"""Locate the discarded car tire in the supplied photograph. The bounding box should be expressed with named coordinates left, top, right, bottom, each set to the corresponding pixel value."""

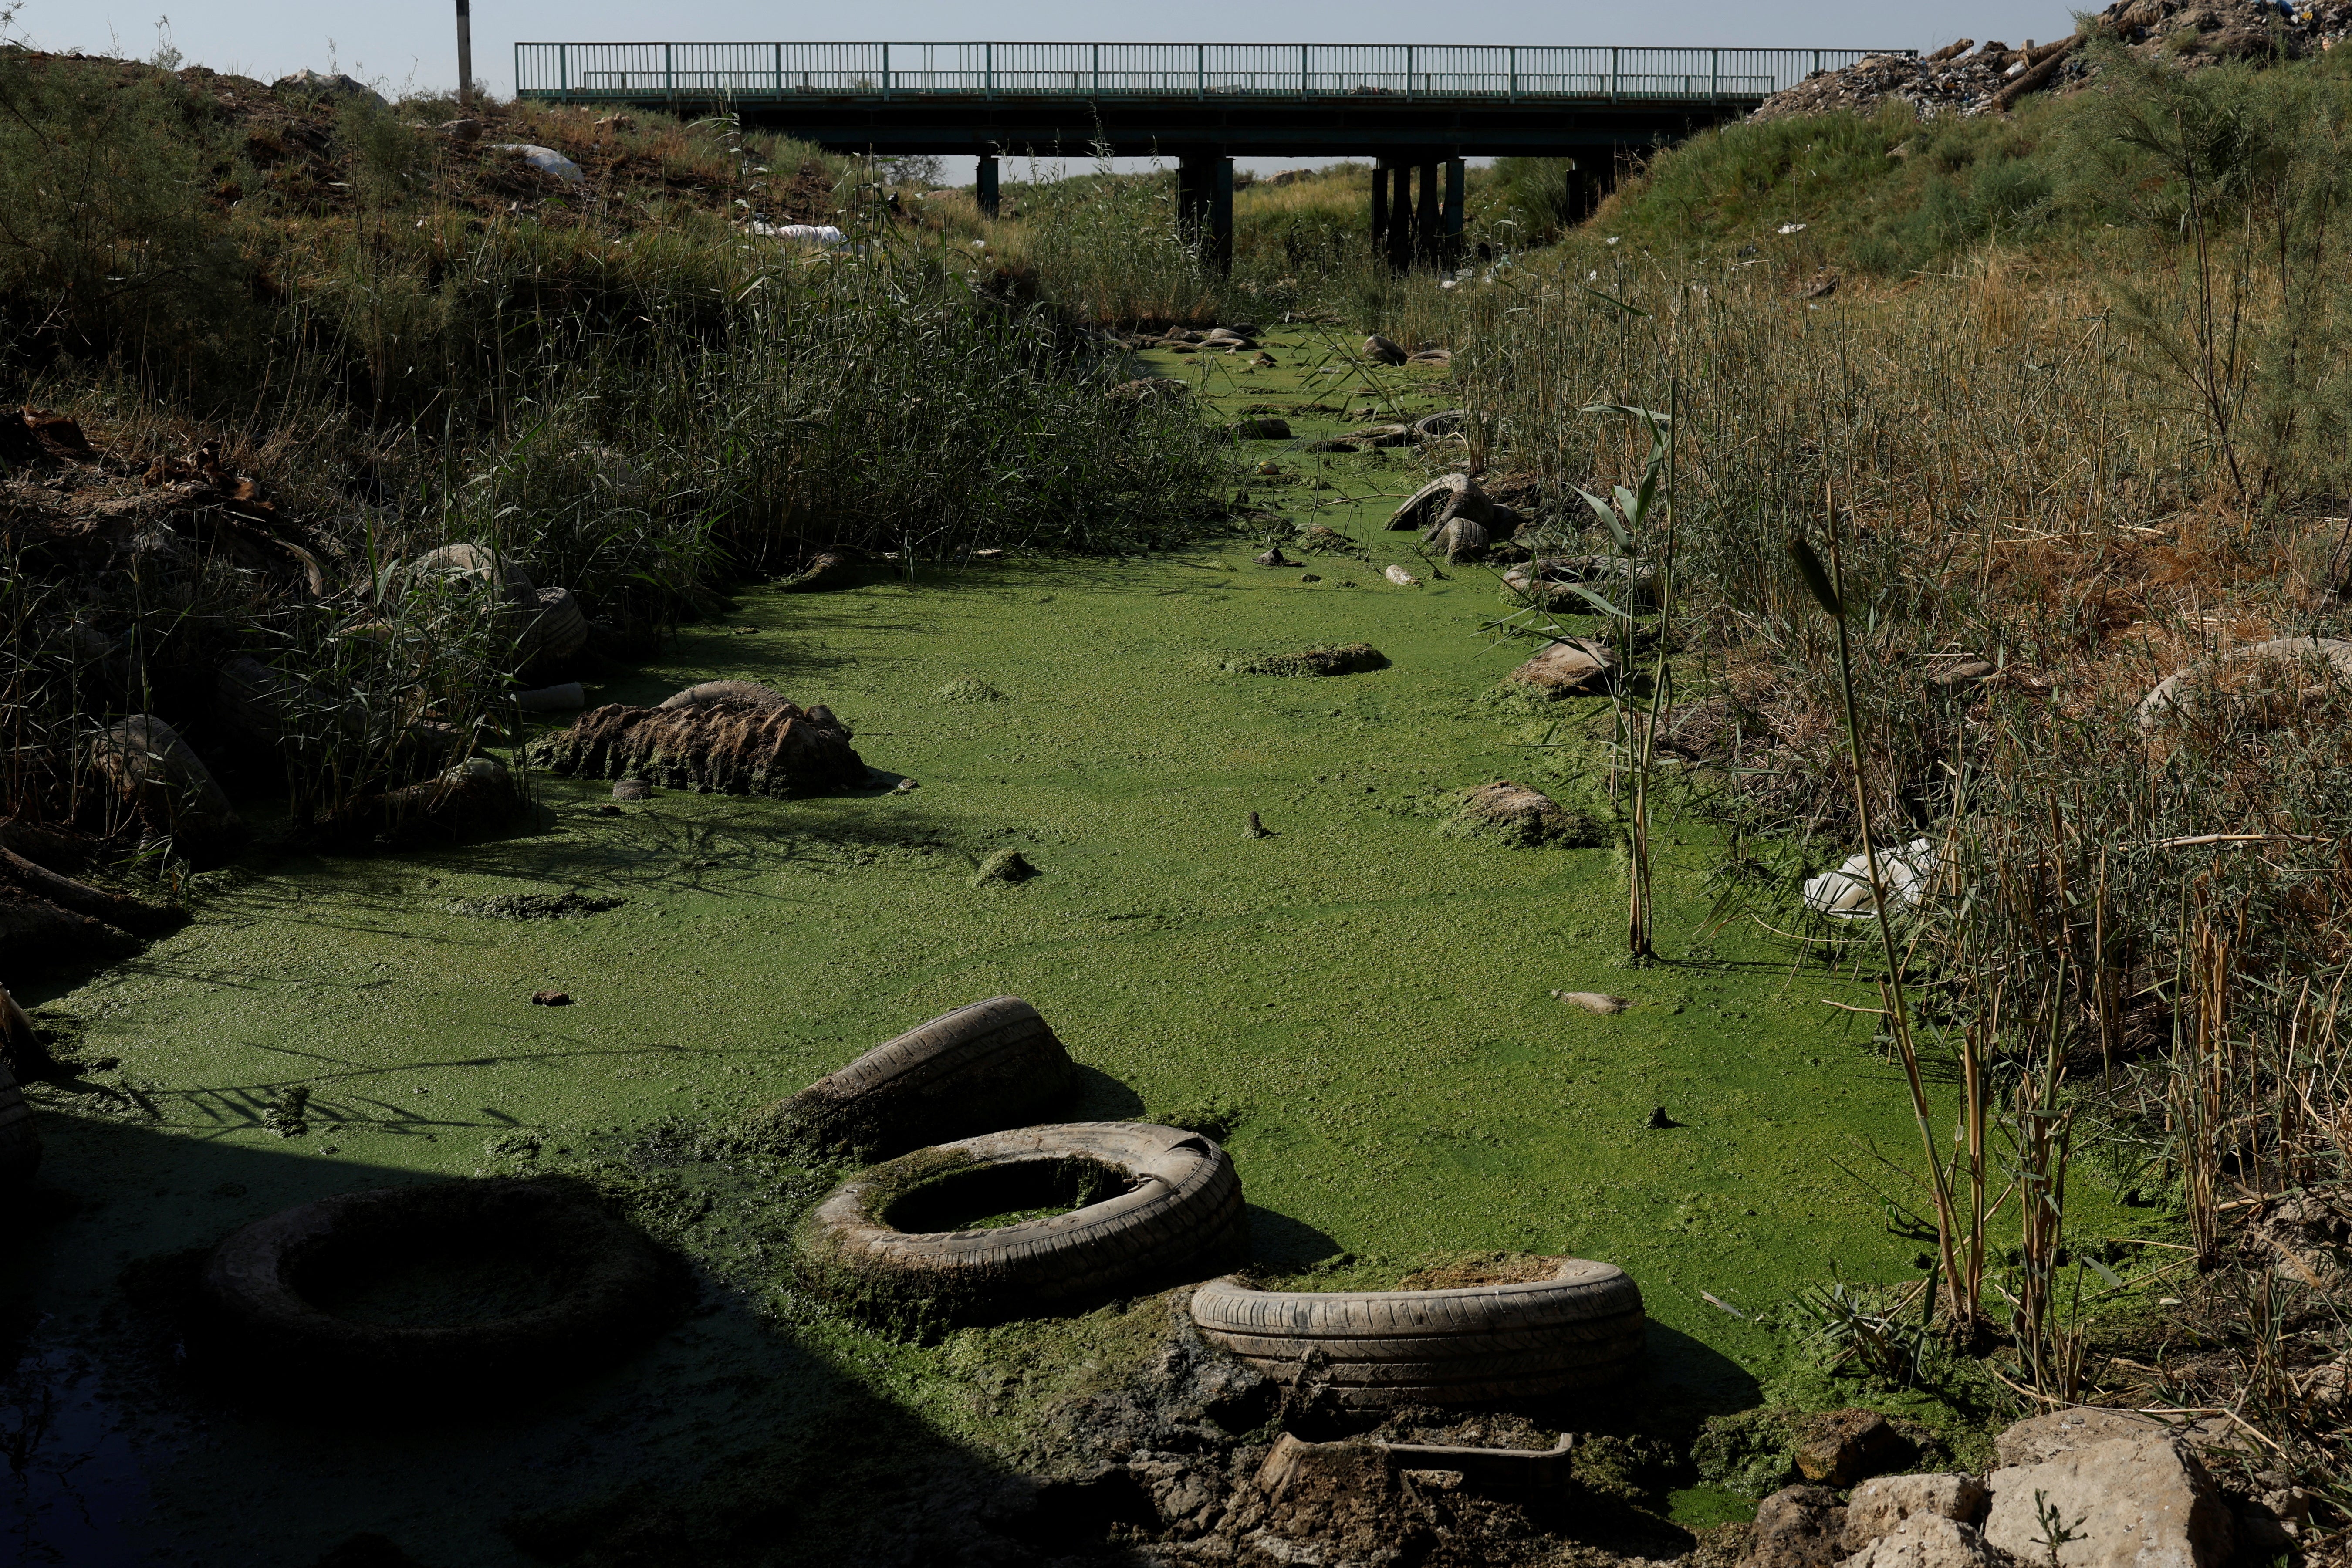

left=0, top=1058, right=40, bottom=1186
left=769, top=995, right=1073, bottom=1159
left=520, top=586, right=588, bottom=666
left=1189, top=1258, right=1645, bottom=1407
left=197, top=1178, right=672, bottom=1387
left=800, top=1122, right=1244, bottom=1324
left=658, top=679, right=788, bottom=711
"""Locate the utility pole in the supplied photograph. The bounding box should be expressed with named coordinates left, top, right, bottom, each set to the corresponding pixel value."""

left=455, top=0, right=473, bottom=107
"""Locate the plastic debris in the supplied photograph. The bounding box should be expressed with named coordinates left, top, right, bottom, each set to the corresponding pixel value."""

left=1802, top=838, right=1939, bottom=918
left=493, top=144, right=585, bottom=186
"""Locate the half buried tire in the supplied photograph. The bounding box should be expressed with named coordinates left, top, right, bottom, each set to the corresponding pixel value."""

left=196, top=1178, right=674, bottom=1389
left=799, top=1122, right=1244, bottom=1328
left=1188, top=1258, right=1645, bottom=1407
left=765, top=995, right=1073, bottom=1159
left=0, top=1057, right=39, bottom=1186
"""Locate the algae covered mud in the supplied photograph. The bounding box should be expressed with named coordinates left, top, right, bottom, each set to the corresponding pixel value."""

left=8, top=332, right=2119, bottom=1564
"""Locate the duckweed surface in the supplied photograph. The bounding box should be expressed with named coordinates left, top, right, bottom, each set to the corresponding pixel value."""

left=3, top=330, right=2128, bottom=1564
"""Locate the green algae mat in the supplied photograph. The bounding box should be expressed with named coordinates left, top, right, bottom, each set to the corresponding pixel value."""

left=3, top=335, right=2125, bottom=1564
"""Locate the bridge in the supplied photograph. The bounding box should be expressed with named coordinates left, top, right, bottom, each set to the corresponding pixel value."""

left=514, top=41, right=1903, bottom=267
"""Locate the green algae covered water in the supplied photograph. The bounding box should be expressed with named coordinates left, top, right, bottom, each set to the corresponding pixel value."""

left=3, top=338, right=2126, bottom=1564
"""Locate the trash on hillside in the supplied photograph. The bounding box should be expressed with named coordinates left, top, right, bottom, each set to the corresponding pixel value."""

left=494, top=144, right=585, bottom=186
left=1803, top=839, right=1939, bottom=918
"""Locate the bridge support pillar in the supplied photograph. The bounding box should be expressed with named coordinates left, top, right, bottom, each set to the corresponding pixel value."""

left=1442, top=159, right=1465, bottom=265
left=1382, top=163, right=1413, bottom=273
left=976, top=154, right=1000, bottom=219
left=1413, top=160, right=1440, bottom=265
left=1177, top=154, right=1233, bottom=273
left=1564, top=161, right=1592, bottom=227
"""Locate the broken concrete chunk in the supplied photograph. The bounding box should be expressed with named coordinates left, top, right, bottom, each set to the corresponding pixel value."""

left=1841, top=1514, right=1995, bottom=1568
left=1844, top=1473, right=1990, bottom=1549
left=1749, top=1485, right=1848, bottom=1568
left=1984, top=1435, right=2234, bottom=1568
left=1507, top=638, right=1613, bottom=694
left=1795, top=1409, right=1915, bottom=1487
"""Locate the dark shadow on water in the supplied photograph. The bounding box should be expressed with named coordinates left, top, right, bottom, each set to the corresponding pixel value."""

left=0, top=1109, right=1090, bottom=1568
left=1058, top=1064, right=1147, bottom=1123
left=1244, top=1203, right=1343, bottom=1268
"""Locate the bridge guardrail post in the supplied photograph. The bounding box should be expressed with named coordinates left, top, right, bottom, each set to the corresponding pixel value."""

left=1093, top=43, right=1100, bottom=95
left=987, top=43, right=994, bottom=98
left=1508, top=46, right=1517, bottom=101
left=558, top=44, right=568, bottom=93
left=1711, top=48, right=1719, bottom=98
left=1610, top=46, right=1619, bottom=100
left=1196, top=44, right=1204, bottom=98
left=1406, top=44, right=1414, bottom=99
left=883, top=43, right=891, bottom=97
left=1301, top=44, right=1308, bottom=97
left=663, top=43, right=673, bottom=100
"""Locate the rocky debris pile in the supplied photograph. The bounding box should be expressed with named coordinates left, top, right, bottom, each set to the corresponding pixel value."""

left=527, top=692, right=865, bottom=799
left=1757, top=3, right=2352, bottom=122
left=2102, top=0, right=2352, bottom=58
left=1740, top=1406, right=2307, bottom=1568
left=1751, top=37, right=2082, bottom=121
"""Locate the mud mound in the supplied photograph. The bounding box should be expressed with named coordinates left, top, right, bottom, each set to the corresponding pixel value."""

left=449, top=891, right=625, bottom=920
left=1223, top=644, right=1389, bottom=678
left=526, top=698, right=866, bottom=799
left=1445, top=782, right=1607, bottom=849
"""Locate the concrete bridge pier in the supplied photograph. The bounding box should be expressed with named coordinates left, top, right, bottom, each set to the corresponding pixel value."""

left=977, top=153, right=1000, bottom=219
left=1372, top=158, right=1466, bottom=272
left=1176, top=154, right=1235, bottom=272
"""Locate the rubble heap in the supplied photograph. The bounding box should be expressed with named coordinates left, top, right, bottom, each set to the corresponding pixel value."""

left=1752, top=2, right=2352, bottom=122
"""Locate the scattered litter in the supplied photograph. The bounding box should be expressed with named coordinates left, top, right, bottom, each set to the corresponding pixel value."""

left=1777, top=222, right=1808, bottom=235
left=1802, top=838, right=1939, bottom=918
left=1701, top=1291, right=1747, bottom=1318
left=493, top=144, right=585, bottom=186
left=1383, top=564, right=1420, bottom=587
left=747, top=221, right=847, bottom=247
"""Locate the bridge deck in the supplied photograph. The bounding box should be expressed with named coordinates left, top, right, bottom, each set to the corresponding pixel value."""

left=515, top=41, right=1901, bottom=156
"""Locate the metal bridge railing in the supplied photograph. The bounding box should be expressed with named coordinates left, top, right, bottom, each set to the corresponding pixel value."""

left=518, top=42, right=1901, bottom=103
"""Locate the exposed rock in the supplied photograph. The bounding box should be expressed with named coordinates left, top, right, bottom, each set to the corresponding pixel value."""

left=1993, top=1407, right=2175, bottom=1468
left=612, top=778, right=651, bottom=801
left=1841, top=1514, right=1995, bottom=1568
left=1984, top=1435, right=2234, bottom=1568
left=526, top=698, right=866, bottom=799
left=1253, top=547, right=1293, bottom=568
left=1503, top=555, right=1658, bottom=610
left=1506, top=638, right=1614, bottom=694
left=1449, top=781, right=1606, bottom=849
left=1844, top=1474, right=1989, bottom=1548
left=1384, top=563, right=1420, bottom=587
left=1362, top=335, right=1408, bottom=365
left=1747, top=1485, right=1848, bottom=1568
left=1794, top=1409, right=1914, bottom=1487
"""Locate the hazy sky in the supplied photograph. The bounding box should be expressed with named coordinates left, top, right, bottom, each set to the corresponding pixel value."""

left=16, top=2, right=2087, bottom=182
left=21, top=2, right=2086, bottom=99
